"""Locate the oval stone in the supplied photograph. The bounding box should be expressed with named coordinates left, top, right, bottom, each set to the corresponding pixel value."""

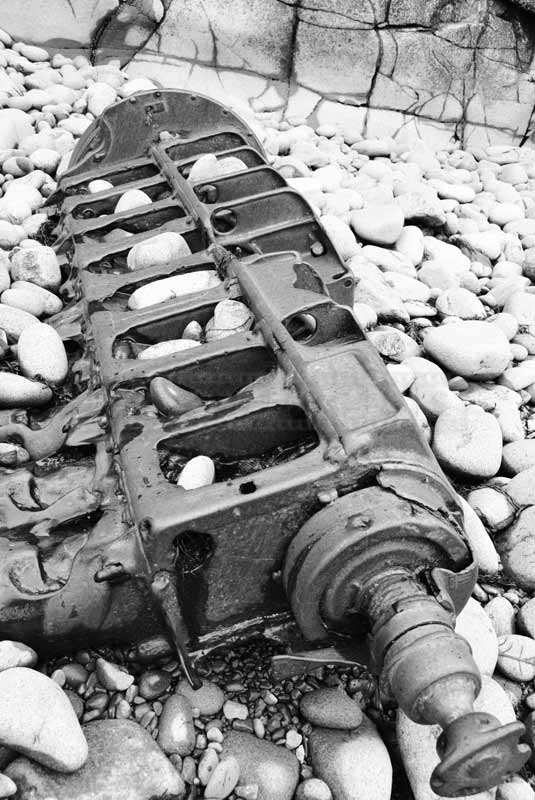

left=300, top=688, right=363, bottom=730
left=423, top=321, right=511, bottom=380
left=0, top=667, right=87, bottom=772
left=432, top=405, right=503, bottom=479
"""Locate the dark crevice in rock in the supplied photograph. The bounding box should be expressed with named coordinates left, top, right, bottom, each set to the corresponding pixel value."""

left=280, top=0, right=302, bottom=118
left=363, top=29, right=383, bottom=137
left=273, top=0, right=376, bottom=28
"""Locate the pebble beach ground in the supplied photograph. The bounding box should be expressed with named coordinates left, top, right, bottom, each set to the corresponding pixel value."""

left=1, top=24, right=535, bottom=800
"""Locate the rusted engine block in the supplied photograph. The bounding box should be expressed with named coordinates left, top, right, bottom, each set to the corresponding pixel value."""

left=0, top=91, right=529, bottom=796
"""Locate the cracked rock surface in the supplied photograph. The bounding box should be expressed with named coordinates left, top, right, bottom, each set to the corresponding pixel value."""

left=2, top=1, right=535, bottom=151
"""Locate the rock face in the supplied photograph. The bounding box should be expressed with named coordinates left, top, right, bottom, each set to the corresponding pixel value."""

left=309, top=715, right=392, bottom=800
left=5, top=720, right=185, bottom=800
left=0, top=667, right=87, bottom=772
left=5, top=1, right=535, bottom=150
left=221, top=731, right=299, bottom=800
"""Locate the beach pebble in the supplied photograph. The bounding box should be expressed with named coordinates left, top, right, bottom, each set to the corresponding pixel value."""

left=309, top=715, right=392, bottom=800
left=350, top=204, right=404, bottom=246
left=504, top=467, right=535, bottom=505
left=497, top=506, right=535, bottom=589
left=198, top=748, right=219, bottom=786
left=17, top=322, right=68, bottom=386
left=300, top=688, right=363, bottom=730
left=204, top=757, right=240, bottom=799
left=95, top=658, right=134, bottom=692
left=432, top=405, right=502, bottom=479
left=176, top=678, right=225, bottom=715
left=223, top=700, right=249, bottom=721
left=177, top=455, right=215, bottom=490
left=150, top=378, right=203, bottom=416
left=320, top=215, right=359, bottom=260
left=127, top=270, right=220, bottom=310
left=467, top=487, right=515, bottom=532
left=115, top=189, right=152, bottom=214
left=86, top=82, right=117, bottom=117
left=502, top=440, right=535, bottom=474
left=367, top=327, right=421, bottom=361
left=1, top=287, right=44, bottom=317
left=516, top=597, right=535, bottom=638
left=497, top=634, right=535, bottom=682
left=221, top=732, right=299, bottom=800
left=485, top=596, right=516, bottom=637
left=138, top=339, right=201, bottom=360
left=5, top=719, right=184, bottom=800
left=423, top=321, right=511, bottom=380
left=394, top=225, right=424, bottom=266
left=353, top=276, right=408, bottom=323
left=455, top=598, right=499, bottom=676
left=435, top=287, right=486, bottom=320
left=9, top=245, right=61, bottom=290
left=206, top=300, right=253, bottom=340
left=458, top=497, right=500, bottom=575
left=137, top=670, right=172, bottom=701
left=0, top=667, right=87, bottom=771
left=10, top=281, right=62, bottom=315
left=88, top=179, right=114, bottom=193
left=0, top=774, right=16, bottom=798
left=504, top=292, right=535, bottom=327
left=0, top=372, right=52, bottom=408
left=408, top=377, right=462, bottom=421
left=0, top=641, right=37, bottom=672
left=497, top=777, right=535, bottom=800
left=157, top=695, right=196, bottom=756
left=387, top=363, right=415, bottom=393
left=0, top=110, right=34, bottom=151
left=295, top=779, right=333, bottom=800
left=127, top=231, right=191, bottom=271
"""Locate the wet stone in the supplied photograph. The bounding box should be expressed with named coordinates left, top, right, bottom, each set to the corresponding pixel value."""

left=137, top=669, right=172, bottom=701
left=300, top=688, right=363, bottom=730
left=95, top=658, right=134, bottom=692
left=0, top=641, right=37, bottom=672
left=204, top=756, right=241, bottom=800
left=0, top=667, right=87, bottom=772
left=198, top=747, right=219, bottom=785
left=61, top=662, right=88, bottom=689
left=221, top=732, right=299, bottom=800
left=223, top=700, right=249, bottom=721
left=295, top=778, right=333, bottom=800
left=309, top=715, right=392, bottom=800
left=157, top=695, right=195, bottom=756
left=176, top=678, right=225, bottom=715
left=5, top=720, right=185, bottom=800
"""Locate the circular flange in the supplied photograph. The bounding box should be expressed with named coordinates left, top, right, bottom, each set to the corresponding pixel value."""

left=282, top=486, right=471, bottom=643
left=431, top=714, right=530, bottom=797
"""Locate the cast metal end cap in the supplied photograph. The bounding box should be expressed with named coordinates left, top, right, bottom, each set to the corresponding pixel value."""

left=430, top=713, right=530, bottom=797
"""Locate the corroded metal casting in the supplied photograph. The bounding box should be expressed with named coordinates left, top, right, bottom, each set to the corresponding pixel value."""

left=0, top=90, right=528, bottom=795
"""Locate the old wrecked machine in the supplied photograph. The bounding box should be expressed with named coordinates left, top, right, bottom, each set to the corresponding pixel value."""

left=0, top=91, right=529, bottom=796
